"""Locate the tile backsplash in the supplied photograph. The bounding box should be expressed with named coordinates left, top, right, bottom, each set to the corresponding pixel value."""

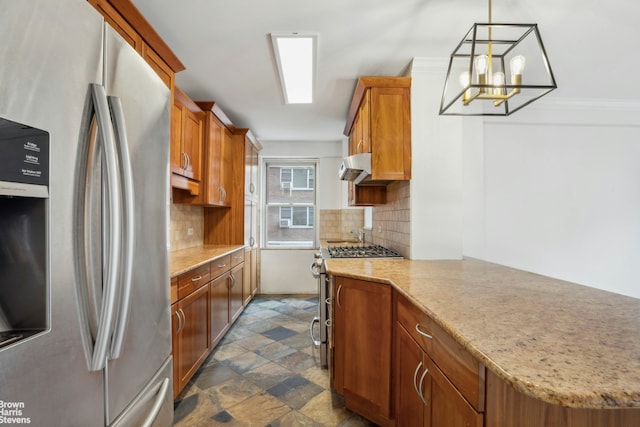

left=170, top=203, right=204, bottom=251
left=371, top=180, right=411, bottom=258
left=319, top=209, right=364, bottom=242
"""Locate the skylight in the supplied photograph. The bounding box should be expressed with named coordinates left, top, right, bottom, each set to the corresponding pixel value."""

left=270, top=33, right=317, bottom=104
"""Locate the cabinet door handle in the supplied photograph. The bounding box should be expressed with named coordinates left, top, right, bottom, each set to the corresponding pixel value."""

left=180, top=152, right=186, bottom=169
left=249, top=183, right=255, bottom=194
left=413, top=361, right=424, bottom=402
left=336, top=285, right=343, bottom=308
left=190, top=275, right=202, bottom=282
left=249, top=237, right=255, bottom=247
left=415, top=323, right=433, bottom=340
left=229, top=274, right=235, bottom=287
left=357, top=139, right=363, bottom=154
left=176, top=309, right=185, bottom=334
left=418, top=365, right=429, bottom=406
left=185, top=153, right=191, bottom=171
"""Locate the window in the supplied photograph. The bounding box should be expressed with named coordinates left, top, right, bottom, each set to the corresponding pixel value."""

left=280, top=167, right=314, bottom=190
left=264, top=160, right=317, bottom=248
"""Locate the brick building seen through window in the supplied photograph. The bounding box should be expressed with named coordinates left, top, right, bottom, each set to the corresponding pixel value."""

left=264, top=161, right=317, bottom=248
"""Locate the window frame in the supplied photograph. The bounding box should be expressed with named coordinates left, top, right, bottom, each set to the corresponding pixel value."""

left=262, top=158, right=318, bottom=249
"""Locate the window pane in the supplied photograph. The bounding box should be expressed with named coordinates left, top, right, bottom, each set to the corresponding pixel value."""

left=265, top=161, right=317, bottom=248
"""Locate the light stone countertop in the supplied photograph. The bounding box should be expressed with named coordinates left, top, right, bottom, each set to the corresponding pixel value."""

left=170, top=244, right=245, bottom=277
left=324, top=257, right=640, bottom=409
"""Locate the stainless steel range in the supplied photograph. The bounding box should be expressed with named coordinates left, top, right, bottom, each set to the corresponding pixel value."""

left=309, top=244, right=403, bottom=368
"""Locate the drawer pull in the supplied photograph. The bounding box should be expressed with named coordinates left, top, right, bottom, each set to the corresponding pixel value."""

left=234, top=256, right=243, bottom=260
left=190, top=275, right=202, bottom=282
left=415, top=323, right=433, bottom=339
left=217, top=263, right=227, bottom=268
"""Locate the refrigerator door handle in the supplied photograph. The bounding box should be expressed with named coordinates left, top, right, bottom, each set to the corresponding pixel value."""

left=140, top=378, right=170, bottom=427
left=75, top=83, right=123, bottom=372
left=107, top=95, right=135, bottom=360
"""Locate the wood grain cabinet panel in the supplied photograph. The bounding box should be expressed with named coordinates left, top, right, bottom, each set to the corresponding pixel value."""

left=210, top=272, right=230, bottom=348
left=344, top=77, right=411, bottom=206
left=332, top=276, right=393, bottom=427
left=172, top=283, right=210, bottom=398
left=171, top=87, right=204, bottom=195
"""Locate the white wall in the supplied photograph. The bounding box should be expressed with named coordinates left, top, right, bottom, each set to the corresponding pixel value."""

left=259, top=140, right=344, bottom=294
left=409, top=59, right=464, bottom=259
left=469, top=102, right=640, bottom=299
left=412, top=58, right=640, bottom=299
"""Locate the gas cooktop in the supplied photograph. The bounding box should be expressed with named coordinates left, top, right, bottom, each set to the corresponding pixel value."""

left=326, top=244, right=403, bottom=259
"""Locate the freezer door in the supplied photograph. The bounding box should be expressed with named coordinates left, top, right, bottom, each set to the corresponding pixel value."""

left=109, top=356, right=173, bottom=427
left=101, top=26, right=173, bottom=426
left=0, top=0, right=106, bottom=426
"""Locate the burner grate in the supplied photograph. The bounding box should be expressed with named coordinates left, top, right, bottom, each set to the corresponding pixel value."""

left=327, top=244, right=402, bottom=259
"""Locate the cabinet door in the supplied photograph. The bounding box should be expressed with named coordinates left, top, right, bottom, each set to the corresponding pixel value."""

left=210, top=272, right=230, bottom=347
left=370, top=86, right=411, bottom=181
left=426, top=355, right=483, bottom=427
left=171, top=303, right=180, bottom=398
left=229, top=264, right=244, bottom=322
left=242, top=250, right=252, bottom=306
left=334, top=276, right=392, bottom=422
left=182, top=108, right=203, bottom=182
left=201, top=113, right=224, bottom=206
left=176, top=283, right=210, bottom=395
left=357, top=89, right=371, bottom=154
left=170, top=99, right=184, bottom=176
left=250, top=248, right=259, bottom=297
left=219, top=126, right=234, bottom=205
left=396, top=323, right=428, bottom=427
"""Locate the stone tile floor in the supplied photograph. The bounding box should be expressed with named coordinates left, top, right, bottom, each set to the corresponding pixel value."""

left=173, top=295, right=378, bottom=426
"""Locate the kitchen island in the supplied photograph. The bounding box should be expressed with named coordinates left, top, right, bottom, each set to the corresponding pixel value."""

left=325, top=257, right=640, bottom=425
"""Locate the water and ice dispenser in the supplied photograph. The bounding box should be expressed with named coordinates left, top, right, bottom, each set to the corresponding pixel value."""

left=0, top=117, right=49, bottom=349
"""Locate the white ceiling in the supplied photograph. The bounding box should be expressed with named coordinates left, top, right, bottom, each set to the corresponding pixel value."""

left=131, top=0, right=640, bottom=143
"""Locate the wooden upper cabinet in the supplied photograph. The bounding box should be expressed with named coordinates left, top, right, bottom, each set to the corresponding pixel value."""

left=244, top=132, right=261, bottom=202
left=344, top=77, right=411, bottom=181
left=171, top=87, right=204, bottom=195
left=87, top=0, right=184, bottom=89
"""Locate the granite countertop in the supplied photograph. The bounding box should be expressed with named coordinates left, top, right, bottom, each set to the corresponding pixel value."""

left=170, top=244, right=245, bottom=277
left=324, top=257, right=640, bottom=409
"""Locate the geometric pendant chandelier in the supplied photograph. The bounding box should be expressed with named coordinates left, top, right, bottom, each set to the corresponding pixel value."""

left=439, top=0, right=557, bottom=116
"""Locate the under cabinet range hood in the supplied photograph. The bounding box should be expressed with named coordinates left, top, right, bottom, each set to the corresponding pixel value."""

left=338, top=153, right=371, bottom=184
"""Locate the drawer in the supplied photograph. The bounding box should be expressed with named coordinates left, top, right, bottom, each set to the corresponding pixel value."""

left=395, top=291, right=485, bottom=411
left=171, top=276, right=178, bottom=304
left=230, top=249, right=245, bottom=268
left=177, top=263, right=211, bottom=299
left=210, top=254, right=231, bottom=279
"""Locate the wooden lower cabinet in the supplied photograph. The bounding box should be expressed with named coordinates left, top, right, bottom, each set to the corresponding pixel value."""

left=172, top=249, right=251, bottom=398
left=229, top=263, right=244, bottom=322
left=396, top=322, right=483, bottom=427
left=171, top=283, right=210, bottom=398
left=210, top=272, right=230, bottom=347
left=332, top=276, right=393, bottom=427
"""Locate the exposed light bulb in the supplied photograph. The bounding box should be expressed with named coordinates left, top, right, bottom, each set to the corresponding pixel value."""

left=510, top=55, right=526, bottom=76
left=474, top=55, right=489, bottom=76
left=459, top=71, right=471, bottom=103
left=493, top=71, right=505, bottom=96
left=459, top=71, right=470, bottom=88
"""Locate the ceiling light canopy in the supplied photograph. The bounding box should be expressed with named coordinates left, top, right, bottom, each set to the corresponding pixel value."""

left=271, top=32, right=317, bottom=104
left=439, top=0, right=556, bottom=116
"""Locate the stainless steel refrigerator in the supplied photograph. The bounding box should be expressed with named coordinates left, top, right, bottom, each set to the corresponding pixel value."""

left=0, top=0, right=173, bottom=425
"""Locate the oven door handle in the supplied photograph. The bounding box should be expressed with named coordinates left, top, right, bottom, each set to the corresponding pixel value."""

left=310, top=262, right=321, bottom=279
left=309, top=316, right=321, bottom=346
